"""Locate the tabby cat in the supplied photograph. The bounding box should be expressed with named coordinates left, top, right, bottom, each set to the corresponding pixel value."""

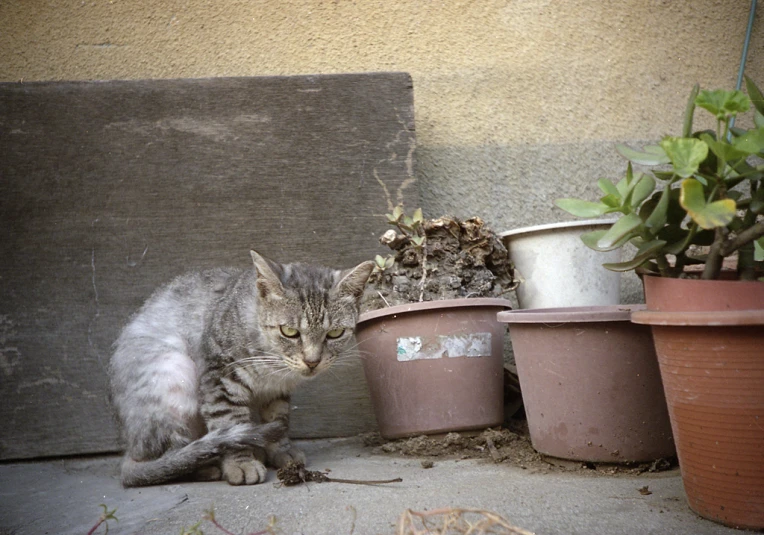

left=109, top=251, right=374, bottom=487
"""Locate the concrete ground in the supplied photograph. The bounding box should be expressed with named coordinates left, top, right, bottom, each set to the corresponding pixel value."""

left=0, top=436, right=747, bottom=535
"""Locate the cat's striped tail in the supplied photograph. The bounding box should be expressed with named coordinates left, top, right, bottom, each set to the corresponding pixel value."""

left=120, top=421, right=285, bottom=487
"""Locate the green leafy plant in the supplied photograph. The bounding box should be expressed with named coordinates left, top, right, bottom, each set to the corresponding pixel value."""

left=372, top=254, right=395, bottom=275
left=87, top=504, right=118, bottom=535
left=556, top=77, right=764, bottom=280
left=386, top=205, right=426, bottom=248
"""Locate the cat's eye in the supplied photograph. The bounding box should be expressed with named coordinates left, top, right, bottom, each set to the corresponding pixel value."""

left=279, top=325, right=300, bottom=338
left=326, top=328, right=345, bottom=339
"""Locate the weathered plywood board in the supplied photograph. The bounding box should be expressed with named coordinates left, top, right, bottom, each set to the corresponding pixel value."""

left=0, top=73, right=416, bottom=460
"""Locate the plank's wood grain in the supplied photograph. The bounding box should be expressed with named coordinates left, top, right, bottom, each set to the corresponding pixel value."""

left=0, top=73, right=416, bottom=459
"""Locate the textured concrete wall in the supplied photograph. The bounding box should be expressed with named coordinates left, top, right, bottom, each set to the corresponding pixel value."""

left=2, top=0, right=763, bottom=298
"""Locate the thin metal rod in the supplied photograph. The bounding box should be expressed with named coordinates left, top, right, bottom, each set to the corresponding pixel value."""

left=730, top=0, right=757, bottom=132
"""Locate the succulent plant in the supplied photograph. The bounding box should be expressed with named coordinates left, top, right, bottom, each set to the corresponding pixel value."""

left=556, top=77, right=764, bottom=280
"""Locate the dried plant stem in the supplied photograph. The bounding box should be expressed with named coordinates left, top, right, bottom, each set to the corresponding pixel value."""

left=87, top=505, right=118, bottom=535
left=276, top=460, right=402, bottom=487
left=396, top=507, right=536, bottom=535
left=325, top=475, right=403, bottom=486
left=418, top=247, right=428, bottom=302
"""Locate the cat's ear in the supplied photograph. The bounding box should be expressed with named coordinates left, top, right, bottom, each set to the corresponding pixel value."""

left=336, top=260, right=375, bottom=301
left=250, top=250, right=285, bottom=300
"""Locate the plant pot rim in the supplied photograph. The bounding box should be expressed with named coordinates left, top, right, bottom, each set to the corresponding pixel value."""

left=358, top=297, right=512, bottom=324
left=632, top=309, right=764, bottom=326
left=642, top=274, right=764, bottom=284
left=497, top=304, right=644, bottom=324
left=499, top=219, right=618, bottom=240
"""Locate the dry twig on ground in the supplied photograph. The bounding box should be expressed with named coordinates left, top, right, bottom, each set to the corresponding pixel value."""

left=276, top=460, right=402, bottom=487
left=396, top=507, right=535, bottom=535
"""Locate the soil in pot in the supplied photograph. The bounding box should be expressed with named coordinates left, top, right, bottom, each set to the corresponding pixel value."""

left=361, top=216, right=515, bottom=312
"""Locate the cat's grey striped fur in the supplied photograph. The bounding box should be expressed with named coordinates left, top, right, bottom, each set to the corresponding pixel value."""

left=110, top=251, right=374, bottom=487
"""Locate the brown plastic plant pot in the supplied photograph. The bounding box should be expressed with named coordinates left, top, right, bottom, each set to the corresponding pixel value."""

left=497, top=305, right=675, bottom=463
left=641, top=274, right=764, bottom=311
left=633, top=283, right=764, bottom=531
left=356, top=298, right=512, bottom=439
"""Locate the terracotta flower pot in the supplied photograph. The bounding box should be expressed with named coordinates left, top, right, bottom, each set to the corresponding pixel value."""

left=356, top=298, right=511, bottom=439
left=632, top=276, right=764, bottom=530
left=497, top=305, right=675, bottom=462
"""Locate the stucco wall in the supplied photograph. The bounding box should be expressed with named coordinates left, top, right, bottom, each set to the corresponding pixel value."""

left=2, top=1, right=762, bottom=299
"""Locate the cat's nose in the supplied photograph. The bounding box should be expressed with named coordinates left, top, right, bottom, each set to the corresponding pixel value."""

left=304, top=360, right=320, bottom=370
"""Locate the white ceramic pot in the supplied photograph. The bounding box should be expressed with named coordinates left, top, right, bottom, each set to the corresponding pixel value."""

left=500, top=220, right=621, bottom=309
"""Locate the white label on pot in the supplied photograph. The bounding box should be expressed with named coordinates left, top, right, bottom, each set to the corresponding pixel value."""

left=396, top=333, right=492, bottom=361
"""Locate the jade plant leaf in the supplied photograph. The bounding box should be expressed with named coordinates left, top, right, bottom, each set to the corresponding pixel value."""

left=745, top=75, right=764, bottom=116
left=700, top=132, right=749, bottom=162
left=683, top=83, right=700, bottom=137
left=616, top=144, right=670, bottom=166
left=755, top=237, right=764, bottom=262
left=643, top=186, right=670, bottom=229
left=598, top=178, right=621, bottom=199
left=554, top=198, right=610, bottom=218
left=660, top=137, right=708, bottom=178
left=679, top=178, right=736, bottom=229
left=580, top=229, right=632, bottom=252
left=602, top=239, right=667, bottom=272
left=695, top=89, right=750, bottom=120
left=732, top=127, right=764, bottom=155
left=596, top=212, right=642, bottom=249
left=756, top=110, right=764, bottom=129
left=751, top=186, right=764, bottom=214
left=626, top=173, right=656, bottom=208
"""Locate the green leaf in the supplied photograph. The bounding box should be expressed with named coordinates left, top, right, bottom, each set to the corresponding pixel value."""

left=683, top=84, right=700, bottom=137
left=745, top=76, right=764, bottom=116
left=411, top=235, right=425, bottom=247
left=580, top=229, right=632, bottom=252
left=755, top=110, right=764, bottom=129
left=597, top=178, right=621, bottom=199
left=392, top=205, right=404, bottom=220
left=596, top=212, right=643, bottom=249
left=755, top=237, right=764, bottom=262
left=732, top=127, right=764, bottom=155
left=644, top=186, right=670, bottom=229
left=555, top=198, right=609, bottom=218
left=614, top=177, right=629, bottom=198
left=700, top=132, right=749, bottom=162
left=602, top=239, right=667, bottom=272
left=599, top=194, right=621, bottom=208
left=660, top=137, right=708, bottom=178
left=412, top=207, right=423, bottom=224
left=616, top=144, right=670, bottom=166
left=627, top=173, right=656, bottom=208
left=695, top=89, right=750, bottom=120
left=679, top=178, right=736, bottom=229
left=751, top=186, right=764, bottom=214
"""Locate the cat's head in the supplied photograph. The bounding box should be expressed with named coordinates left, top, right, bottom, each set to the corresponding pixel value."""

left=250, top=250, right=374, bottom=378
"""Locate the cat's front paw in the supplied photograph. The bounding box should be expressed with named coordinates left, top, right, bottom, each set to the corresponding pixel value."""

left=221, top=451, right=267, bottom=485
left=267, top=441, right=307, bottom=469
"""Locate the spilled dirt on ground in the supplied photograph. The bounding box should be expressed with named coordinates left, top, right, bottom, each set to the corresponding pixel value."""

left=361, top=422, right=676, bottom=477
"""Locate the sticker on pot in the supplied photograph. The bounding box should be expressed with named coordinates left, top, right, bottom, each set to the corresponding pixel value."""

left=396, top=333, right=492, bottom=361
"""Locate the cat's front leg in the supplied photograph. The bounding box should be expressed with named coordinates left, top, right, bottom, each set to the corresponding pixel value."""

left=200, top=375, right=269, bottom=485
left=260, top=396, right=306, bottom=468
